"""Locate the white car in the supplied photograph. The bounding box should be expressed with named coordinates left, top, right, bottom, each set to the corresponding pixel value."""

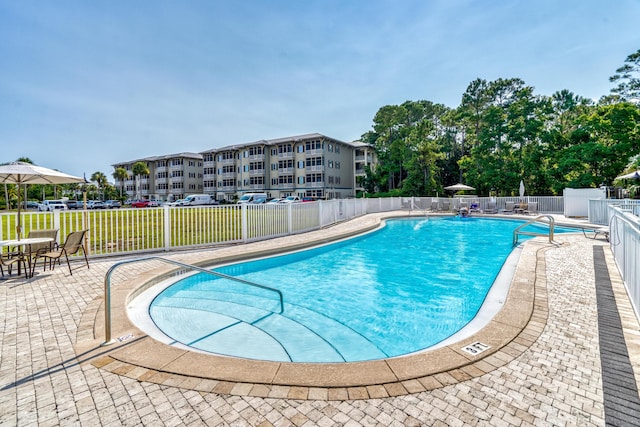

left=38, top=200, right=68, bottom=211
left=279, top=196, right=301, bottom=203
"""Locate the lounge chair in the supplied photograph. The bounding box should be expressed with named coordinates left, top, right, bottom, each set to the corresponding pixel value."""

left=34, top=230, right=89, bottom=275
left=583, top=226, right=609, bottom=242
left=523, top=202, right=538, bottom=215
left=430, top=201, right=439, bottom=212
left=501, top=201, right=515, bottom=214
left=484, top=201, right=498, bottom=214
left=470, top=201, right=481, bottom=213
left=441, top=201, right=451, bottom=212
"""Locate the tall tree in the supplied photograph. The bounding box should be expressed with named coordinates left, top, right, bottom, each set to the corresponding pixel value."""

left=112, top=167, right=128, bottom=198
left=132, top=162, right=150, bottom=200
left=610, top=48, right=640, bottom=103
left=91, top=171, right=108, bottom=201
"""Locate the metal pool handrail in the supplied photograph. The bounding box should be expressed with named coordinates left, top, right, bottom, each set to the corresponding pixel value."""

left=103, top=256, right=284, bottom=345
left=513, top=215, right=555, bottom=246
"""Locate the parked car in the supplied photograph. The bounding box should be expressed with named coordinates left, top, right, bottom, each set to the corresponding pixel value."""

left=237, top=193, right=268, bottom=204
left=280, top=196, right=301, bottom=203
left=182, top=194, right=217, bottom=206
left=148, top=200, right=160, bottom=207
left=66, top=200, right=81, bottom=209
left=38, top=200, right=68, bottom=211
left=104, top=200, right=121, bottom=208
left=86, top=200, right=105, bottom=209
left=267, top=198, right=284, bottom=204
left=131, top=200, right=150, bottom=208
left=21, top=201, right=40, bottom=210
left=165, top=199, right=186, bottom=206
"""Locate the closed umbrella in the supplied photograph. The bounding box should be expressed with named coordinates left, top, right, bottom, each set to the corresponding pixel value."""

left=519, top=180, right=525, bottom=199
left=0, top=162, right=86, bottom=239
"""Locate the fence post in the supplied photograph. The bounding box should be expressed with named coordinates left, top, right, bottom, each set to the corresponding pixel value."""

left=287, top=203, right=293, bottom=234
left=163, top=205, right=171, bottom=251
left=241, top=204, right=248, bottom=242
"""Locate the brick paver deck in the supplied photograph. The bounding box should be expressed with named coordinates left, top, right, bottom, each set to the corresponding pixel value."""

left=1, top=212, right=639, bottom=426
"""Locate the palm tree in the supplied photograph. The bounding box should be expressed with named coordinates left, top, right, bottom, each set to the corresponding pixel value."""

left=91, top=171, right=108, bottom=201
left=132, top=162, right=150, bottom=200
left=112, top=167, right=128, bottom=198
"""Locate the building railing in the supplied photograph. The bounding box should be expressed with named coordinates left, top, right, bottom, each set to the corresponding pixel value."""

left=608, top=205, right=640, bottom=321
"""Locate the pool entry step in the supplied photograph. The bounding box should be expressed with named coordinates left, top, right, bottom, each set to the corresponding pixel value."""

left=151, top=293, right=388, bottom=362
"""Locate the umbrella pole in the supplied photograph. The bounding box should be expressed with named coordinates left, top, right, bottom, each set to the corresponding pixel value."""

left=16, top=184, right=23, bottom=240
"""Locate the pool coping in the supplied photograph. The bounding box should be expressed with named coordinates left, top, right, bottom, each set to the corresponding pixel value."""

left=74, top=213, right=556, bottom=400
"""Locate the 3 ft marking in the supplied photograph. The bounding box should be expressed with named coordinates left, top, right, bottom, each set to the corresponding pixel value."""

left=462, top=341, right=490, bottom=355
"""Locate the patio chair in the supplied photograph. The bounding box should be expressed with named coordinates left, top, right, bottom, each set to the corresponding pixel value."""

left=484, top=201, right=498, bottom=214
left=523, top=202, right=538, bottom=215
left=501, top=201, right=515, bottom=214
left=441, top=201, right=451, bottom=212
left=24, top=229, right=58, bottom=256
left=430, top=201, right=439, bottom=212
left=0, top=252, right=27, bottom=279
left=469, top=201, right=481, bottom=213
left=34, top=230, right=89, bottom=275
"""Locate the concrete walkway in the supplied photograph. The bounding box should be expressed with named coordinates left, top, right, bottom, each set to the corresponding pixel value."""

left=1, top=213, right=639, bottom=426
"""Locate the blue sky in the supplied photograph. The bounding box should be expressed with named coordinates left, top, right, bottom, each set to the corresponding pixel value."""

left=1, top=1, right=639, bottom=179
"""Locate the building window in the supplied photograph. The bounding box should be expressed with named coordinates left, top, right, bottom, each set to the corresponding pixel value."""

left=297, top=176, right=305, bottom=184
left=278, top=159, right=293, bottom=169
left=305, top=157, right=323, bottom=167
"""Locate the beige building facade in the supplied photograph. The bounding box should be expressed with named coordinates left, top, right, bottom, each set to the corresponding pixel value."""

left=114, top=133, right=376, bottom=202
left=112, top=153, right=204, bottom=202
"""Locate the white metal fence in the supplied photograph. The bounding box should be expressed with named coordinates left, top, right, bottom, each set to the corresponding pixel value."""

left=608, top=205, right=640, bottom=321
left=404, top=196, right=564, bottom=214
left=0, top=198, right=403, bottom=258
left=589, top=199, right=640, bottom=225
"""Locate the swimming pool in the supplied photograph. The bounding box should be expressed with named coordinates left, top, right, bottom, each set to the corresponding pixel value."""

left=132, top=217, right=574, bottom=362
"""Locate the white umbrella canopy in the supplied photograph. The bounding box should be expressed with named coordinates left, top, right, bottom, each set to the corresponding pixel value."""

left=519, top=180, right=525, bottom=199
left=615, top=170, right=640, bottom=180
left=0, top=162, right=86, bottom=239
left=444, top=183, right=475, bottom=191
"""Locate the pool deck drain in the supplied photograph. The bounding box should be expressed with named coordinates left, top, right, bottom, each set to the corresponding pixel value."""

left=74, top=213, right=591, bottom=399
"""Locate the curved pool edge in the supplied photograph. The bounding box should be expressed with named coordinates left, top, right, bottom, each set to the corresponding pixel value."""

left=73, top=212, right=555, bottom=400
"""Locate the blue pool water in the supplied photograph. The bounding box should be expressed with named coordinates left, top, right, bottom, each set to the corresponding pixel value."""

left=145, top=217, right=576, bottom=362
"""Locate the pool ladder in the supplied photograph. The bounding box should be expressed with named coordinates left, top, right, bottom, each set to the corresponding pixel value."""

left=102, top=256, right=284, bottom=345
left=513, top=215, right=555, bottom=246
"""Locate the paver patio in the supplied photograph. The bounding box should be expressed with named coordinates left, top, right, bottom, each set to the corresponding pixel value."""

left=1, top=212, right=639, bottom=426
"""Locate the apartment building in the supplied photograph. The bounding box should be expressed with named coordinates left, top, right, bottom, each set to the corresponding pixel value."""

left=201, top=133, right=375, bottom=202
left=113, top=133, right=376, bottom=202
left=112, top=152, right=203, bottom=202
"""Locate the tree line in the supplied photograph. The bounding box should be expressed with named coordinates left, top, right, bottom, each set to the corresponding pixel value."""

left=359, top=49, right=640, bottom=198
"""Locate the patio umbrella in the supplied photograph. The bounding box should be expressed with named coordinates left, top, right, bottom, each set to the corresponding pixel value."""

left=519, top=180, right=525, bottom=199
left=0, top=162, right=85, bottom=239
left=444, top=183, right=475, bottom=192
left=615, top=170, right=640, bottom=180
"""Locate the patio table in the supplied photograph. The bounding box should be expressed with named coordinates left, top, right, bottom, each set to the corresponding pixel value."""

left=0, top=237, right=55, bottom=278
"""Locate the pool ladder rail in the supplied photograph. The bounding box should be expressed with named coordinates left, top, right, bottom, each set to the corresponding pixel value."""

left=513, top=215, right=555, bottom=246
left=102, top=256, right=284, bottom=345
